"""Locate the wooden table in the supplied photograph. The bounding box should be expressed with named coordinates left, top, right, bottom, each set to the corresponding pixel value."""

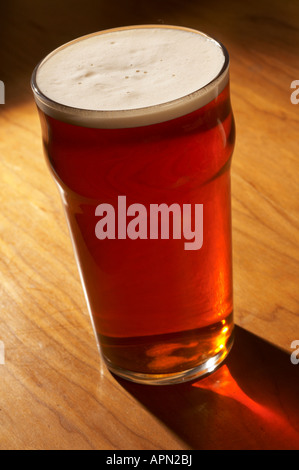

left=0, top=0, right=299, bottom=450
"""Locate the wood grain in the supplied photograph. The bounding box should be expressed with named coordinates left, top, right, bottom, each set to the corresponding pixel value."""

left=0, top=0, right=299, bottom=450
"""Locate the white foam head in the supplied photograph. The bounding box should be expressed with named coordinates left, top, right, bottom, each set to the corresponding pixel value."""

left=32, top=25, right=229, bottom=128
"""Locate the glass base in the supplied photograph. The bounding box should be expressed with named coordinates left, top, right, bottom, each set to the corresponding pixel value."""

left=103, top=330, right=234, bottom=385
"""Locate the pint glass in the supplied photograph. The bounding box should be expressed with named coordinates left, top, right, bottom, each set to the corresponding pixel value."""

left=31, top=25, right=235, bottom=384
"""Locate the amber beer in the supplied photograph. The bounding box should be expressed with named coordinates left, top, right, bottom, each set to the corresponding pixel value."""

left=32, top=25, right=235, bottom=384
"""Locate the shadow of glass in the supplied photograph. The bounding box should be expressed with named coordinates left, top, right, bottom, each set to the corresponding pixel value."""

left=114, top=325, right=299, bottom=450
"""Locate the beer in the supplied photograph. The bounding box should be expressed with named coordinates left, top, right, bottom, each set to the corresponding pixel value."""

left=32, top=25, right=235, bottom=384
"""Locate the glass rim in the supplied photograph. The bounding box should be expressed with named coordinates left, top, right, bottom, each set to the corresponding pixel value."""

left=31, top=24, right=230, bottom=129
